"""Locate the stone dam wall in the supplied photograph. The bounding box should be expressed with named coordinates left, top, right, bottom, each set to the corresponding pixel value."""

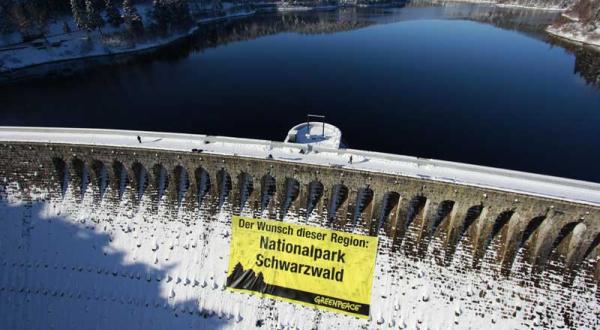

left=0, top=141, right=598, bottom=329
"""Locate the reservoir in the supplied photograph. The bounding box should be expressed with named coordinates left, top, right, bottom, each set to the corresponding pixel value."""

left=1, top=4, right=599, bottom=181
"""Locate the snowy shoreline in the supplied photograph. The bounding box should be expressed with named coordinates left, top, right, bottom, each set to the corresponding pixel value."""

left=1, top=26, right=196, bottom=72
left=546, top=25, right=600, bottom=48
left=0, top=10, right=256, bottom=83
left=0, top=2, right=368, bottom=83
left=494, top=3, right=566, bottom=11
left=424, top=0, right=566, bottom=11
left=0, top=2, right=396, bottom=83
left=0, top=2, right=595, bottom=83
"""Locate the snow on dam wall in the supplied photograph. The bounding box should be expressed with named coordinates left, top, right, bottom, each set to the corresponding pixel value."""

left=0, top=135, right=599, bottom=329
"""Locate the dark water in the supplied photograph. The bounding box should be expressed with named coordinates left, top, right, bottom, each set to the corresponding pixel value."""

left=2, top=4, right=600, bottom=182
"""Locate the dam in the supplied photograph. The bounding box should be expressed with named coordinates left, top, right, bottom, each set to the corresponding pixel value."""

left=0, top=126, right=598, bottom=329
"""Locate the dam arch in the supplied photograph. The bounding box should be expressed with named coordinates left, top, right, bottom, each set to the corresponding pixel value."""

left=1, top=134, right=598, bottom=329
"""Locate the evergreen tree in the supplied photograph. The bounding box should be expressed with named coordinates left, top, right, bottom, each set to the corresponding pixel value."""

left=122, top=0, right=144, bottom=35
left=104, top=0, right=123, bottom=27
left=86, top=0, right=104, bottom=31
left=211, top=0, right=222, bottom=14
left=122, top=0, right=136, bottom=21
left=170, top=0, right=191, bottom=26
left=63, top=20, right=71, bottom=33
left=152, top=0, right=169, bottom=32
left=26, top=0, right=50, bottom=35
left=593, top=7, right=600, bottom=26
left=70, top=0, right=88, bottom=30
left=5, top=0, right=51, bottom=39
left=9, top=2, right=33, bottom=35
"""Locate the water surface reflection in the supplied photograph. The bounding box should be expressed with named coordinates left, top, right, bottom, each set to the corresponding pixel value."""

left=1, top=5, right=599, bottom=182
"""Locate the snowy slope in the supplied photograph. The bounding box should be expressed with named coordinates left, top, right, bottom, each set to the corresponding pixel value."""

left=0, top=180, right=597, bottom=329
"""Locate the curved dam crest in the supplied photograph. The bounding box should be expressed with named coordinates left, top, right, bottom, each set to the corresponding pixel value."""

left=0, top=127, right=598, bottom=329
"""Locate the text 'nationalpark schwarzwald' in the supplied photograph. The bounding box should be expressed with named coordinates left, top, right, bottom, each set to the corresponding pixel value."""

left=241, top=218, right=371, bottom=282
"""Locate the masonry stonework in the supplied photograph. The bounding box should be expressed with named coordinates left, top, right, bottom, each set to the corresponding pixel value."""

left=0, top=141, right=598, bottom=328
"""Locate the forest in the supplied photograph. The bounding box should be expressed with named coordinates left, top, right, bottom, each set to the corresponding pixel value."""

left=0, top=0, right=218, bottom=41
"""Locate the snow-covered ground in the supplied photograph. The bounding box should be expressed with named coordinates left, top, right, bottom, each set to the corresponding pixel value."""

left=285, top=122, right=342, bottom=148
left=547, top=23, right=600, bottom=48
left=0, top=27, right=198, bottom=72
left=412, top=0, right=566, bottom=11
left=0, top=173, right=597, bottom=329
left=196, top=10, right=256, bottom=24
left=494, top=3, right=565, bottom=11
left=1, top=126, right=600, bottom=207
left=418, top=0, right=496, bottom=4
left=276, top=4, right=314, bottom=12
left=561, top=12, right=579, bottom=21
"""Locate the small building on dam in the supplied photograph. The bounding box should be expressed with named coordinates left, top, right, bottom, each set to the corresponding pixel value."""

left=0, top=125, right=598, bottom=329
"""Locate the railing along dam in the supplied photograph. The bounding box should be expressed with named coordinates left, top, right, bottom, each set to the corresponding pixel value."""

left=0, top=127, right=598, bottom=329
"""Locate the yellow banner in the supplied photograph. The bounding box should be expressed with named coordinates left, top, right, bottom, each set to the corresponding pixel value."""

left=227, top=216, right=378, bottom=318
